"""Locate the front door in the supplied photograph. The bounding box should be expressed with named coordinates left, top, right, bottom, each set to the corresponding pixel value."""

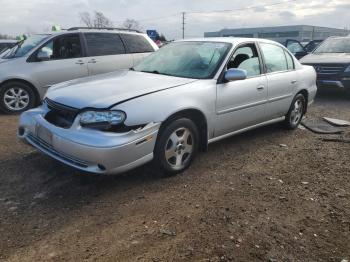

left=28, top=34, right=89, bottom=90
left=215, top=43, right=268, bottom=137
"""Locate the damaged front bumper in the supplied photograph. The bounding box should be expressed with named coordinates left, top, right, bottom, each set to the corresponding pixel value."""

left=18, top=106, right=160, bottom=175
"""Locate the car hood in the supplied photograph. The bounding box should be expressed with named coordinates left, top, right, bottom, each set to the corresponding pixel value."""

left=46, top=70, right=197, bottom=109
left=301, top=53, right=350, bottom=64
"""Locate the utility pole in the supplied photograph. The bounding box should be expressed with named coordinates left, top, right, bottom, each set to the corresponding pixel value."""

left=182, top=12, right=186, bottom=39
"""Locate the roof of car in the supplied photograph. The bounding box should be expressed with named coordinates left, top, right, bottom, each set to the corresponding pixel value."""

left=0, top=39, right=18, bottom=43
left=50, top=27, right=145, bottom=36
left=176, top=37, right=282, bottom=45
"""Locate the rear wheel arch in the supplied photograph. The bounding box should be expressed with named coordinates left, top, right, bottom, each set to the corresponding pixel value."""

left=296, top=89, right=309, bottom=113
left=159, top=109, right=208, bottom=152
left=0, top=79, right=40, bottom=106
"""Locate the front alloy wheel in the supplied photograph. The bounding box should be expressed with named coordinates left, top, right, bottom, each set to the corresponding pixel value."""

left=154, top=118, right=199, bottom=175
left=0, top=81, right=35, bottom=114
left=3, top=87, right=30, bottom=111
left=165, top=127, right=194, bottom=170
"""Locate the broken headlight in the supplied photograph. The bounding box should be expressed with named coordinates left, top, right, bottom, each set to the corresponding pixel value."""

left=80, top=110, right=126, bottom=130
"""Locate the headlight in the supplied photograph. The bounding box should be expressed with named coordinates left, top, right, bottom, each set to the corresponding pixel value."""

left=80, top=110, right=126, bottom=128
left=345, top=65, right=350, bottom=73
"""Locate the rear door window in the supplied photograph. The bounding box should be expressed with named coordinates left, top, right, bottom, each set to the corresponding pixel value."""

left=85, top=33, right=126, bottom=56
left=260, top=43, right=288, bottom=73
left=120, top=34, right=154, bottom=53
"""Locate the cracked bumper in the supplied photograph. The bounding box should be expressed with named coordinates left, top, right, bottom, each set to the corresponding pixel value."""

left=18, top=107, right=160, bottom=175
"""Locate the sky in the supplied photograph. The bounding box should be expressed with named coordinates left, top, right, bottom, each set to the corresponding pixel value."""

left=0, top=0, right=349, bottom=39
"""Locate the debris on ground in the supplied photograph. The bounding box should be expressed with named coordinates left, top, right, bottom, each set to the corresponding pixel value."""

left=301, top=119, right=344, bottom=134
left=320, top=137, right=350, bottom=144
left=159, top=229, right=177, bottom=237
left=323, top=117, right=350, bottom=127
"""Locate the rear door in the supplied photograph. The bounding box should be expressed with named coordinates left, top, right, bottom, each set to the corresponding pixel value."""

left=259, top=42, right=298, bottom=119
left=83, top=32, right=133, bottom=75
left=119, top=33, right=157, bottom=66
left=28, top=33, right=89, bottom=89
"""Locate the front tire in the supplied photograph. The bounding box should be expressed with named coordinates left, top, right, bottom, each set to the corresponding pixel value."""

left=154, top=118, right=199, bottom=176
left=0, top=81, right=36, bottom=114
left=284, top=93, right=306, bottom=130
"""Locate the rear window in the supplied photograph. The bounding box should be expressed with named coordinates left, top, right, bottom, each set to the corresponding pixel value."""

left=120, top=34, right=154, bottom=53
left=284, top=50, right=295, bottom=70
left=85, top=33, right=125, bottom=56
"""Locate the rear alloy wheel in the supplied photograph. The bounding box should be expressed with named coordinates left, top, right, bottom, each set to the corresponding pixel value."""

left=0, top=81, right=36, bottom=114
left=154, top=118, right=199, bottom=175
left=284, top=94, right=306, bottom=129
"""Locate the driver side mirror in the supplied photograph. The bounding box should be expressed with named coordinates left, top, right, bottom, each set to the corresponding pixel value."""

left=224, top=68, right=247, bottom=82
left=37, top=50, right=51, bottom=61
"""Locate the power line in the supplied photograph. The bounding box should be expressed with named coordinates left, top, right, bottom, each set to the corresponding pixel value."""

left=182, top=12, right=185, bottom=39
left=187, top=0, right=297, bottom=14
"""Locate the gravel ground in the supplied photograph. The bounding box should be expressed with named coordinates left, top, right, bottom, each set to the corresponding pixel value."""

left=0, top=90, right=349, bottom=262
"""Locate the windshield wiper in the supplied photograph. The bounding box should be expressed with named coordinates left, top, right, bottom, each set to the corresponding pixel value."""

left=5, top=40, right=24, bottom=58
left=141, top=70, right=160, bottom=74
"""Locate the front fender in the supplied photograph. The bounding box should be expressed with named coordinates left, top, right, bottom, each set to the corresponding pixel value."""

left=114, top=80, right=217, bottom=135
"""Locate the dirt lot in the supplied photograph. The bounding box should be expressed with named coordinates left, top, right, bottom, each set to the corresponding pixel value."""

left=0, top=90, right=349, bottom=262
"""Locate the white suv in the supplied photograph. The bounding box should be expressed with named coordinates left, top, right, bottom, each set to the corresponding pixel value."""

left=0, top=28, right=158, bottom=114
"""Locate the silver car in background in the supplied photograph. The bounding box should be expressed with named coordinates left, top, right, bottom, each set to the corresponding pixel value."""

left=0, top=28, right=158, bottom=113
left=19, top=38, right=317, bottom=175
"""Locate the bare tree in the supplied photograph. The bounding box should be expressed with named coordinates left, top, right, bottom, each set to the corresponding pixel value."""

left=122, top=19, right=142, bottom=31
left=79, top=11, right=113, bottom=28
left=94, top=11, right=114, bottom=28
left=79, top=12, right=93, bottom=27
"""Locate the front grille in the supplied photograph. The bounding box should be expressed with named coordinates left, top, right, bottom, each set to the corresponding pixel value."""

left=45, top=98, right=79, bottom=128
left=27, top=133, right=89, bottom=168
left=308, top=64, right=345, bottom=75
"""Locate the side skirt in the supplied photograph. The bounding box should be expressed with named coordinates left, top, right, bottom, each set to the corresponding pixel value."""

left=208, top=116, right=285, bottom=144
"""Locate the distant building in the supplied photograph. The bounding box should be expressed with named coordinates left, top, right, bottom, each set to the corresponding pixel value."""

left=204, top=25, right=350, bottom=43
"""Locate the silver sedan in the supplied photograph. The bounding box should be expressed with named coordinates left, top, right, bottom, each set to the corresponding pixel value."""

left=18, top=38, right=317, bottom=175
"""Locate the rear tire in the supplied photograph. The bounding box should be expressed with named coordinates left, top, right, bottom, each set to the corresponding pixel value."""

left=0, top=81, right=36, bottom=114
left=154, top=118, right=199, bottom=176
left=283, top=93, right=306, bottom=130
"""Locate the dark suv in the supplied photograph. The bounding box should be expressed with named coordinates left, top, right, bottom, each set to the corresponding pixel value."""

left=300, top=37, right=350, bottom=90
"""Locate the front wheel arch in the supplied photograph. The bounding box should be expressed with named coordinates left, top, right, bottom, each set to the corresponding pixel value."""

left=0, top=79, right=40, bottom=106
left=159, top=109, right=208, bottom=152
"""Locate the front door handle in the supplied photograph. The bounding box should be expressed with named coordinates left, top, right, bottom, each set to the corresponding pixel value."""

left=75, top=60, right=84, bottom=65
left=257, top=86, right=265, bottom=91
left=88, top=59, right=97, bottom=64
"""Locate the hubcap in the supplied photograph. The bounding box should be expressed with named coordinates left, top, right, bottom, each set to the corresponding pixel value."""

left=3, top=87, right=30, bottom=111
left=290, top=99, right=303, bottom=125
left=165, top=127, right=194, bottom=170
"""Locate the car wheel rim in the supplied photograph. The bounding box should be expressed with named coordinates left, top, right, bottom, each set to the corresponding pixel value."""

left=3, top=87, right=30, bottom=111
left=164, top=127, right=194, bottom=170
left=290, top=99, right=303, bottom=125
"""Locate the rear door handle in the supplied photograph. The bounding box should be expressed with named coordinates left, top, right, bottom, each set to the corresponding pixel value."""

left=75, top=60, right=84, bottom=65
left=257, top=86, right=265, bottom=91
left=291, top=80, right=298, bottom=84
left=88, top=59, right=97, bottom=64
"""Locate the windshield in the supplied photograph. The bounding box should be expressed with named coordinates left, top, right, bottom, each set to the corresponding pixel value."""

left=314, top=38, right=350, bottom=54
left=134, top=41, right=232, bottom=79
left=3, top=34, right=50, bottom=59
